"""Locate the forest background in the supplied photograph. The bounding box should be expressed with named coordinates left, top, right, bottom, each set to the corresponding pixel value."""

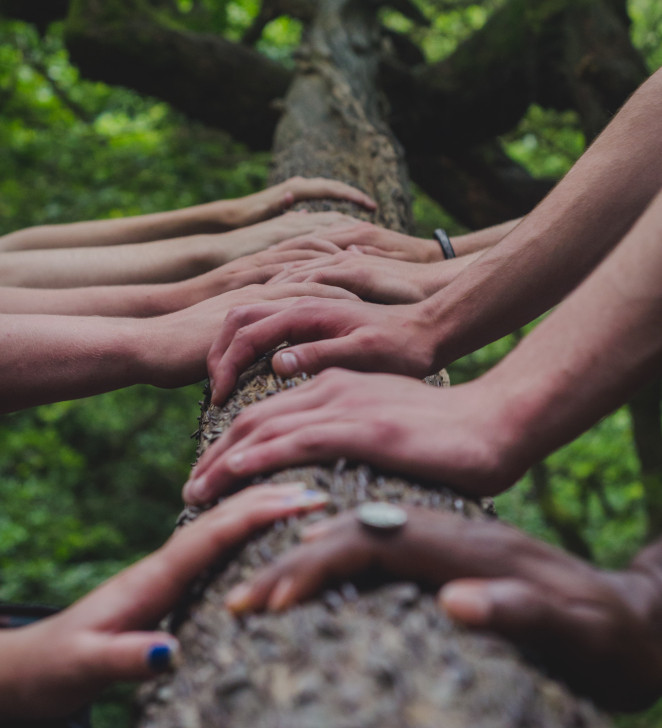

left=0, top=1, right=661, bottom=726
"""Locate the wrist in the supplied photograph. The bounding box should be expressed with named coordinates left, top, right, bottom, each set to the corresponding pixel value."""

left=0, top=630, right=27, bottom=718
left=421, top=235, right=445, bottom=263
left=120, top=317, right=169, bottom=387
left=209, top=198, right=245, bottom=230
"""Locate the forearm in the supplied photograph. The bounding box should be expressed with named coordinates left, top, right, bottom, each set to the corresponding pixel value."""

left=477, top=187, right=662, bottom=474
left=451, top=217, right=522, bottom=257
left=0, top=234, right=222, bottom=288
left=0, top=630, right=33, bottom=718
left=425, top=68, right=662, bottom=365
left=0, top=200, right=233, bottom=252
left=0, top=314, right=150, bottom=411
left=418, top=252, right=482, bottom=298
left=0, top=280, right=197, bottom=317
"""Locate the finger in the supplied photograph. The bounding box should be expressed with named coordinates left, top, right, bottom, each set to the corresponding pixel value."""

left=225, top=516, right=370, bottom=613
left=264, top=282, right=359, bottom=302
left=439, top=577, right=605, bottom=647
left=351, top=244, right=400, bottom=258
left=208, top=302, right=304, bottom=405
left=80, top=631, right=181, bottom=683
left=186, top=422, right=369, bottom=504
left=268, top=269, right=307, bottom=285
left=191, top=381, right=334, bottom=481
left=265, top=248, right=331, bottom=264
left=287, top=178, right=377, bottom=210
left=209, top=299, right=351, bottom=404
left=267, top=255, right=351, bottom=285
left=276, top=252, right=349, bottom=275
left=218, top=375, right=333, bottom=442
left=72, top=484, right=330, bottom=630
left=271, top=333, right=375, bottom=379
left=275, top=236, right=343, bottom=255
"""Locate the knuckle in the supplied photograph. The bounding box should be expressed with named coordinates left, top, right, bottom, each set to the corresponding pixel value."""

left=299, top=428, right=328, bottom=454
left=225, top=306, right=250, bottom=329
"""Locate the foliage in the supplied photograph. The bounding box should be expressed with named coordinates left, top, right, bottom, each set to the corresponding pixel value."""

left=1, top=1, right=662, bottom=726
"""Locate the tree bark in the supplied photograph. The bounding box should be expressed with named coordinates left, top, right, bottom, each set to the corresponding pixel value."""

left=136, top=3, right=610, bottom=726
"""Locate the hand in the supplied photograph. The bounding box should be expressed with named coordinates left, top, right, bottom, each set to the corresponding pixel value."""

left=269, top=248, right=464, bottom=303
left=183, top=237, right=344, bottom=303
left=207, top=295, right=439, bottom=406
left=279, top=221, right=442, bottom=263
left=0, top=483, right=329, bottom=720
left=185, top=370, right=519, bottom=504
left=224, top=506, right=662, bottom=711
left=224, top=177, right=376, bottom=228
left=139, top=282, right=360, bottom=389
left=218, top=211, right=367, bottom=263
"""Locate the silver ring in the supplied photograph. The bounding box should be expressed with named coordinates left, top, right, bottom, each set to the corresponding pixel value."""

left=357, top=502, right=407, bottom=532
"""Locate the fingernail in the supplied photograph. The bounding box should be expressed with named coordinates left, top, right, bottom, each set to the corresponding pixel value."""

left=147, top=641, right=180, bottom=673
left=228, top=452, right=245, bottom=472
left=225, top=583, right=254, bottom=613
left=183, top=476, right=207, bottom=502
left=277, top=351, right=299, bottom=376
left=439, top=584, right=492, bottom=626
left=285, top=489, right=330, bottom=507
left=301, top=520, right=332, bottom=541
left=269, top=576, right=296, bottom=611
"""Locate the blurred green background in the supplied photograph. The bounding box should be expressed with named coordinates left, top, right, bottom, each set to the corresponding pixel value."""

left=1, top=1, right=661, bottom=725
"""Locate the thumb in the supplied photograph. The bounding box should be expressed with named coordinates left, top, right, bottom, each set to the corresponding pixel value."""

left=84, top=631, right=180, bottom=683
left=438, top=578, right=552, bottom=637
left=272, top=338, right=361, bottom=378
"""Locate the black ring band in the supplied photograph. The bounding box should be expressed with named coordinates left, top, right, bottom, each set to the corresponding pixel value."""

left=434, top=228, right=456, bottom=259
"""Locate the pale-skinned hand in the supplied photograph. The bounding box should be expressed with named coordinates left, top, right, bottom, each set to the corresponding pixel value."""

left=223, top=177, right=376, bottom=228
left=0, top=483, right=329, bottom=721
left=277, top=221, right=442, bottom=262
left=224, top=506, right=662, bottom=712
left=139, top=282, right=360, bottom=390
left=184, top=237, right=344, bottom=302
left=185, top=370, right=521, bottom=505
left=269, top=248, right=470, bottom=303
left=206, top=296, right=439, bottom=406
left=217, top=211, right=366, bottom=263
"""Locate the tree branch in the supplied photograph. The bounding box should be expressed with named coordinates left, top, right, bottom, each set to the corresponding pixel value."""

left=0, top=0, right=70, bottom=32
left=409, top=142, right=555, bottom=228
left=64, top=0, right=293, bottom=150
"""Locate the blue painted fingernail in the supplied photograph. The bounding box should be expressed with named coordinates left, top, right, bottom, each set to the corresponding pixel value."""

left=147, top=643, right=176, bottom=673
left=286, top=490, right=330, bottom=506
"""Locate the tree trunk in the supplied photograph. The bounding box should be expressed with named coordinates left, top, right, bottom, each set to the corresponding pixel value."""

left=137, top=2, right=610, bottom=726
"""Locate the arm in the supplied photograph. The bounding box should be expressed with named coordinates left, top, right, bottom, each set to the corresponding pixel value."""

left=195, top=186, right=662, bottom=502
left=0, top=240, right=341, bottom=316
left=206, top=66, right=662, bottom=398
left=0, top=177, right=376, bottom=252
left=271, top=218, right=508, bottom=263
left=450, top=217, right=521, bottom=256
left=222, top=507, right=662, bottom=712
left=0, top=281, right=356, bottom=413
left=0, top=211, right=355, bottom=288
left=269, top=248, right=482, bottom=303
left=0, top=483, right=328, bottom=721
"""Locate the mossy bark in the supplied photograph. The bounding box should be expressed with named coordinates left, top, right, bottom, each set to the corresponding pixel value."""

left=136, top=2, right=611, bottom=726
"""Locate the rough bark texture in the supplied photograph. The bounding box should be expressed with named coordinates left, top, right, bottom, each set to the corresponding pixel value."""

left=136, top=360, right=609, bottom=728
left=136, top=2, right=611, bottom=726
